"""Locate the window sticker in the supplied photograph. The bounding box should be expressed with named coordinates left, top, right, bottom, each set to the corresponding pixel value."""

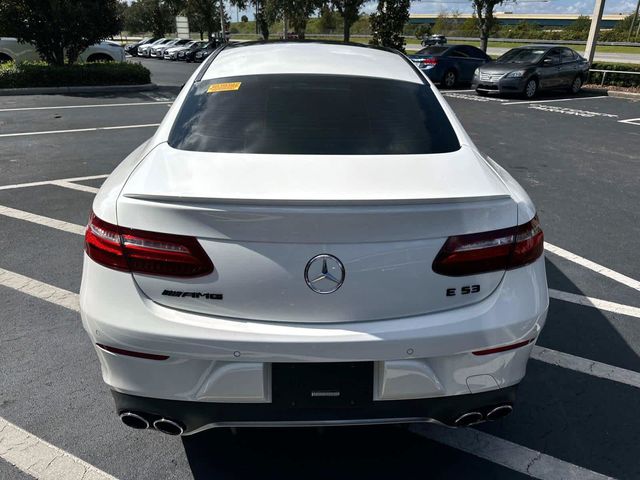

left=207, top=82, right=242, bottom=93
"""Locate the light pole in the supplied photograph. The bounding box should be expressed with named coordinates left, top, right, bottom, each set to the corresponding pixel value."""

left=584, top=0, right=606, bottom=65
left=629, top=0, right=640, bottom=41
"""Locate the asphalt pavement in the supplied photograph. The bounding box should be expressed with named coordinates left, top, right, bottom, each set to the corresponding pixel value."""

left=0, top=58, right=639, bottom=480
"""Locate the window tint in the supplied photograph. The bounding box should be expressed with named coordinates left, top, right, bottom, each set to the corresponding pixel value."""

left=416, top=46, right=448, bottom=56
left=498, top=48, right=546, bottom=64
left=460, top=45, right=488, bottom=59
left=169, top=74, right=460, bottom=155
left=448, top=48, right=469, bottom=58
left=561, top=48, right=576, bottom=62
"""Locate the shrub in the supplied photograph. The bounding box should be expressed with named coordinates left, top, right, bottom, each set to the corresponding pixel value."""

left=588, top=62, right=640, bottom=88
left=0, top=61, right=151, bottom=88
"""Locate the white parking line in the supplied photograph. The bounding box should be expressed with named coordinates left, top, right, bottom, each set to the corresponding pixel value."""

left=549, top=289, right=640, bottom=318
left=618, top=117, right=640, bottom=126
left=503, top=96, right=609, bottom=105
left=532, top=346, right=640, bottom=389
left=0, top=267, right=79, bottom=311
left=545, top=242, right=640, bottom=292
left=412, top=424, right=614, bottom=480
left=0, top=123, right=160, bottom=138
left=50, top=180, right=100, bottom=194
left=0, top=101, right=172, bottom=113
left=0, top=417, right=118, bottom=480
left=0, top=206, right=85, bottom=235
left=0, top=174, right=108, bottom=192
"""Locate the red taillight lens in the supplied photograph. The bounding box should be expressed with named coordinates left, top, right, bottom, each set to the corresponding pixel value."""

left=432, top=215, right=544, bottom=276
left=423, top=57, right=438, bottom=65
left=84, top=212, right=213, bottom=277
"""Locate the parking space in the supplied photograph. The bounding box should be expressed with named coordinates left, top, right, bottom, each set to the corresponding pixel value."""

left=0, top=62, right=639, bottom=480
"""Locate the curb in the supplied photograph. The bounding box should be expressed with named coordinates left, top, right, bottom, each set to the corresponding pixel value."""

left=0, top=83, right=158, bottom=96
left=584, top=86, right=640, bottom=99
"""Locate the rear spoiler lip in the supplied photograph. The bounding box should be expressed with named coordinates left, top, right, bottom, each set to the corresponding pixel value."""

left=122, top=193, right=512, bottom=207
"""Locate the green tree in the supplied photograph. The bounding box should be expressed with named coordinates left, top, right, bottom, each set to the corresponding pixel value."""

left=318, top=5, right=337, bottom=33
left=124, top=0, right=175, bottom=37
left=0, top=0, right=122, bottom=65
left=230, top=0, right=272, bottom=39
left=470, top=0, right=504, bottom=51
left=185, top=0, right=226, bottom=38
left=332, top=0, right=366, bottom=42
left=268, top=0, right=322, bottom=38
left=369, top=0, right=410, bottom=52
left=241, top=14, right=249, bottom=22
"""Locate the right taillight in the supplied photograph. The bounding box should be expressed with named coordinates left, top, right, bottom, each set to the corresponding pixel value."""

left=423, top=57, right=438, bottom=65
left=85, top=212, right=213, bottom=277
left=432, top=215, right=544, bottom=276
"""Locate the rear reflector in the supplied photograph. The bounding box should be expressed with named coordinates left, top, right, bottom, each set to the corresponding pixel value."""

left=472, top=338, right=535, bottom=356
left=432, top=215, right=544, bottom=276
left=96, top=343, right=169, bottom=361
left=85, top=212, right=213, bottom=277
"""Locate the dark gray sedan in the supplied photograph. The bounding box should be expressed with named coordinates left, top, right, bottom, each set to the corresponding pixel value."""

left=472, top=46, right=590, bottom=98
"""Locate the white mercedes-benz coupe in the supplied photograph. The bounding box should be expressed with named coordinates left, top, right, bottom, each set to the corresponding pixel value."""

left=80, top=41, right=548, bottom=436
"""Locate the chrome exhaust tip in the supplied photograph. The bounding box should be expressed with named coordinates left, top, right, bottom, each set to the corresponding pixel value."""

left=486, top=405, right=513, bottom=421
left=454, top=411, right=483, bottom=427
left=119, top=412, right=150, bottom=430
left=153, top=418, right=185, bottom=436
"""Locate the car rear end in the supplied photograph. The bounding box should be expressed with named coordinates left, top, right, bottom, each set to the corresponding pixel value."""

left=407, top=47, right=449, bottom=83
left=80, top=42, right=548, bottom=435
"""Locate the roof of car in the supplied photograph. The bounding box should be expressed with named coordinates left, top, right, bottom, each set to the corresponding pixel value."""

left=201, top=41, right=423, bottom=84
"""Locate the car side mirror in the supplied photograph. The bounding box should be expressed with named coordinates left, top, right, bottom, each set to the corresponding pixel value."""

left=543, top=58, right=554, bottom=66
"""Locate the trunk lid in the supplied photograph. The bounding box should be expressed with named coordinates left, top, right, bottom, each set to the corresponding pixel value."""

left=117, top=143, right=516, bottom=323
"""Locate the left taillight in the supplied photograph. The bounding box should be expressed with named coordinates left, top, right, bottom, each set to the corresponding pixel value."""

left=84, top=212, right=213, bottom=277
left=432, top=215, right=544, bottom=277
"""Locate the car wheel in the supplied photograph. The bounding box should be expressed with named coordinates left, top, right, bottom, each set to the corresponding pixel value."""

left=570, top=76, right=582, bottom=94
left=443, top=70, right=457, bottom=89
left=524, top=78, right=537, bottom=99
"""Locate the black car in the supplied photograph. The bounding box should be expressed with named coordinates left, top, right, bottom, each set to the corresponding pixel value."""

left=421, top=34, right=447, bottom=47
left=407, top=45, right=491, bottom=88
left=193, top=40, right=223, bottom=63
left=178, top=41, right=210, bottom=62
left=124, top=37, right=158, bottom=56
left=472, top=45, right=590, bottom=99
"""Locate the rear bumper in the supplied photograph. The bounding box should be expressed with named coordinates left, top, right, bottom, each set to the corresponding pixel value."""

left=81, top=255, right=547, bottom=404
left=472, top=76, right=527, bottom=94
left=113, top=385, right=519, bottom=434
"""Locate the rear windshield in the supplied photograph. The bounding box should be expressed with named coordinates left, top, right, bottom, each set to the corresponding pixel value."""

left=497, top=48, right=546, bottom=64
left=168, top=74, right=460, bottom=155
left=416, top=46, right=448, bottom=56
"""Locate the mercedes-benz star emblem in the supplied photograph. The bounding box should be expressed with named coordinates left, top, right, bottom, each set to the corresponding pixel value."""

left=304, top=254, right=345, bottom=294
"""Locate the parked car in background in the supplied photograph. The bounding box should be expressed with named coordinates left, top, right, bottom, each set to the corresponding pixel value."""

left=0, top=37, right=125, bottom=63
left=138, top=38, right=169, bottom=57
left=178, top=41, right=209, bottom=62
left=421, top=34, right=447, bottom=47
left=193, top=42, right=218, bottom=62
left=164, top=40, right=197, bottom=60
left=125, top=37, right=158, bottom=57
left=472, top=45, right=589, bottom=98
left=408, top=45, right=491, bottom=88
left=151, top=39, right=189, bottom=58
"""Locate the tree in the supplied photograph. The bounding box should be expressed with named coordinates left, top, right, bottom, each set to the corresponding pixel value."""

left=231, top=0, right=272, bottom=39
left=124, top=0, right=175, bottom=37
left=0, top=0, right=122, bottom=65
left=267, top=0, right=322, bottom=38
left=369, top=0, right=410, bottom=52
left=470, top=0, right=504, bottom=52
left=241, top=14, right=249, bottom=22
left=318, top=5, right=337, bottom=33
left=332, top=0, right=366, bottom=42
left=184, top=0, right=227, bottom=39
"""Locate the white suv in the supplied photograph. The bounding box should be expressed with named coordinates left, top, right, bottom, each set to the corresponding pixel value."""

left=80, top=41, right=548, bottom=436
left=0, top=37, right=125, bottom=63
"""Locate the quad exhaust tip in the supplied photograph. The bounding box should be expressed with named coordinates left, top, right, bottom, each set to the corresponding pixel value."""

left=486, top=404, right=513, bottom=421
left=119, top=412, right=150, bottom=430
left=153, top=418, right=185, bottom=436
left=454, top=411, right=483, bottom=427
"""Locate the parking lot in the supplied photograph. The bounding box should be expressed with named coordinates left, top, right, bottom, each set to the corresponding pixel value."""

left=1, top=58, right=639, bottom=480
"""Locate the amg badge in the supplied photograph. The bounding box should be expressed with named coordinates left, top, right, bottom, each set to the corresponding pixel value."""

left=162, top=290, right=223, bottom=300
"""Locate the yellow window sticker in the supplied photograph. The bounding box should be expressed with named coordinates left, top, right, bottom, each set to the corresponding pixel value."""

left=207, top=82, right=242, bottom=93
